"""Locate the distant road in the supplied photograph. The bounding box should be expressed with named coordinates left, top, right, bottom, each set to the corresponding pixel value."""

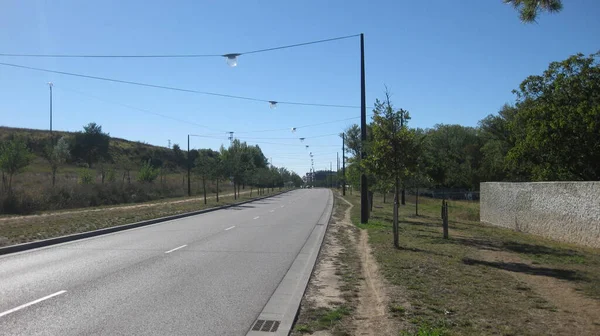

left=0, top=189, right=331, bottom=335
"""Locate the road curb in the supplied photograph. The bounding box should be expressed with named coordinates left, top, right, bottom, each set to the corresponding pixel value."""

left=246, top=189, right=334, bottom=336
left=0, top=190, right=292, bottom=256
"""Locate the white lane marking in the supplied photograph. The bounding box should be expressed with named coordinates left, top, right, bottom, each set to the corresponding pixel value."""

left=225, top=226, right=235, bottom=231
left=253, top=216, right=260, bottom=220
left=0, top=290, right=67, bottom=318
left=269, top=210, right=275, bottom=213
left=281, top=205, right=285, bottom=208
left=164, top=245, right=187, bottom=254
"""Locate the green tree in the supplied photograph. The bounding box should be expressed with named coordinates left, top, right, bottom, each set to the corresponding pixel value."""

left=504, top=0, right=563, bottom=22
left=137, top=160, right=160, bottom=183
left=422, top=124, right=483, bottom=190
left=364, top=92, right=421, bottom=247
left=194, top=149, right=218, bottom=204
left=0, top=139, right=32, bottom=193
left=44, top=136, right=70, bottom=187
left=506, top=52, right=600, bottom=180
left=71, top=122, right=110, bottom=168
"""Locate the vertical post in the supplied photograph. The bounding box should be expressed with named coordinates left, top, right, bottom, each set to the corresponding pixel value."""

left=393, top=176, right=399, bottom=248
left=360, top=33, right=368, bottom=224
left=48, top=82, right=53, bottom=144
left=187, top=134, right=191, bottom=197
left=342, top=134, right=346, bottom=196
left=443, top=200, right=449, bottom=239
left=415, top=186, right=419, bottom=216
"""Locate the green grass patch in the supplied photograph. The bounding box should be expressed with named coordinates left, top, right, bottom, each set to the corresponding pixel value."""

left=343, top=192, right=600, bottom=335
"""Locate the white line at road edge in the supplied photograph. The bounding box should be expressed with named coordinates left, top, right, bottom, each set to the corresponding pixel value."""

left=225, top=226, right=235, bottom=231
left=0, top=290, right=67, bottom=318
left=253, top=216, right=260, bottom=220
left=164, top=245, right=187, bottom=254
left=269, top=210, right=275, bottom=213
left=281, top=205, right=285, bottom=208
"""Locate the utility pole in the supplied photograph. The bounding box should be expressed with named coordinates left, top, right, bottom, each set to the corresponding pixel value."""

left=228, top=131, right=234, bottom=145
left=48, top=82, right=53, bottom=144
left=187, top=134, right=191, bottom=197
left=360, top=33, right=368, bottom=223
left=343, top=133, right=346, bottom=196
left=330, top=162, right=332, bottom=188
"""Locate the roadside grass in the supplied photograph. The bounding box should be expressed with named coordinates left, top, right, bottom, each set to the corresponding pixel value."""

left=0, top=190, right=280, bottom=247
left=292, top=194, right=360, bottom=336
left=345, top=192, right=600, bottom=335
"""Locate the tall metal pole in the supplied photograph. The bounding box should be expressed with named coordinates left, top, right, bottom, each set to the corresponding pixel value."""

left=330, top=162, right=332, bottom=188
left=187, top=134, right=191, bottom=197
left=48, top=82, right=53, bottom=143
left=360, top=33, right=368, bottom=223
left=342, top=134, right=346, bottom=196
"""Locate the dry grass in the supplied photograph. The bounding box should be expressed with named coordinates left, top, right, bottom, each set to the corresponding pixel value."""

left=0, top=189, right=281, bottom=247
left=344, top=193, right=600, bottom=335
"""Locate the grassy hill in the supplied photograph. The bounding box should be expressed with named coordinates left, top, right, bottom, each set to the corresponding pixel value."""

left=0, top=126, right=227, bottom=215
left=0, top=126, right=176, bottom=173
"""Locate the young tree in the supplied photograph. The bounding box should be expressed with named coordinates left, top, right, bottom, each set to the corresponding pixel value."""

left=44, top=136, right=70, bottom=187
left=194, top=149, right=218, bottom=204
left=0, top=139, right=32, bottom=193
left=364, top=91, right=421, bottom=248
left=137, top=160, right=159, bottom=183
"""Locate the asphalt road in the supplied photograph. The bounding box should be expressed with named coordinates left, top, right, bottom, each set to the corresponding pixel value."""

left=0, top=189, right=332, bottom=335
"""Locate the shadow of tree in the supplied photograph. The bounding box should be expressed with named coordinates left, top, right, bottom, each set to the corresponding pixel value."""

left=462, top=258, right=584, bottom=281
left=451, top=238, right=583, bottom=259
left=501, top=241, right=581, bottom=258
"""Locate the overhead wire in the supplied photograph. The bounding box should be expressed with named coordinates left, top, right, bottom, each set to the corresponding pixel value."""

left=55, top=86, right=227, bottom=133
left=0, top=62, right=361, bottom=109
left=0, top=34, right=360, bottom=58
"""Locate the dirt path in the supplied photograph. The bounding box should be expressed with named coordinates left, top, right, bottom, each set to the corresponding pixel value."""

left=0, top=191, right=250, bottom=221
left=339, top=197, right=394, bottom=336
left=479, top=249, right=600, bottom=335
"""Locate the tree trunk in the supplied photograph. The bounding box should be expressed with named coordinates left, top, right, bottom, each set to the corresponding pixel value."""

left=234, top=182, right=237, bottom=200
left=393, top=177, right=400, bottom=248
left=202, top=177, right=207, bottom=204
left=383, top=192, right=386, bottom=203
left=401, top=185, right=406, bottom=205
left=52, top=167, right=57, bottom=187
left=216, top=179, right=219, bottom=202
left=250, top=186, right=253, bottom=197
left=415, top=186, right=419, bottom=216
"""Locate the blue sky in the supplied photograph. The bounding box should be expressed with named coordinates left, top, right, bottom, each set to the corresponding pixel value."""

left=1, top=0, right=598, bottom=175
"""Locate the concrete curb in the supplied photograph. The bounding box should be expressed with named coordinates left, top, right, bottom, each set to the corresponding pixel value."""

left=0, top=190, right=292, bottom=256
left=246, top=189, right=334, bottom=336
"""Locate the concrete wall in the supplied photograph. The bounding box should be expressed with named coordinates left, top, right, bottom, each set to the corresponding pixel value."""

left=480, top=182, right=600, bottom=249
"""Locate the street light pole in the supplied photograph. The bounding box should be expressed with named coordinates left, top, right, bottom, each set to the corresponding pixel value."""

left=187, top=134, right=191, bottom=197
left=48, top=82, right=53, bottom=143
left=360, top=33, right=368, bottom=223
left=342, top=133, right=346, bottom=196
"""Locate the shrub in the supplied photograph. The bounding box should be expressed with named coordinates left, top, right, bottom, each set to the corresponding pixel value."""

left=137, top=162, right=159, bottom=183
left=79, top=169, right=94, bottom=185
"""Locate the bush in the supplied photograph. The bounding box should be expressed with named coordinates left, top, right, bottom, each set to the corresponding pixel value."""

left=137, top=162, right=159, bottom=183
left=79, top=169, right=94, bottom=185
left=0, top=192, right=39, bottom=215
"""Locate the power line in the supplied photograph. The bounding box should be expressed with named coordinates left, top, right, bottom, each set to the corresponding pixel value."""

left=233, top=115, right=372, bottom=135
left=0, top=61, right=361, bottom=109
left=234, top=133, right=338, bottom=140
left=55, top=86, right=226, bottom=133
left=0, top=34, right=359, bottom=58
